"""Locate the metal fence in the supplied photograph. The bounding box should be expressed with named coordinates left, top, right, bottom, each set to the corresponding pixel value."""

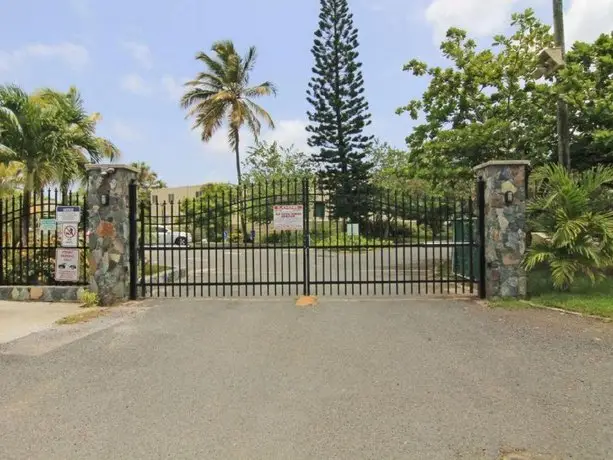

left=133, top=179, right=485, bottom=298
left=0, top=190, right=89, bottom=286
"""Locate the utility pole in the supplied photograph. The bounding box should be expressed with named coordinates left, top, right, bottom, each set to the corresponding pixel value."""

left=553, top=0, right=571, bottom=169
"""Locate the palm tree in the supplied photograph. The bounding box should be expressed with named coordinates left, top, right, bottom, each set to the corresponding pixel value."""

left=524, top=164, right=613, bottom=290
left=181, top=40, right=276, bottom=237
left=0, top=85, right=67, bottom=243
left=35, top=87, right=120, bottom=201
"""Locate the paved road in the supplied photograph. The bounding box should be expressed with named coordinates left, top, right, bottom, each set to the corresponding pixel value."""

left=1, top=298, right=612, bottom=459
left=142, top=243, right=476, bottom=297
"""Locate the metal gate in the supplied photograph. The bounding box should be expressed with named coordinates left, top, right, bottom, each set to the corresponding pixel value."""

left=129, top=179, right=485, bottom=298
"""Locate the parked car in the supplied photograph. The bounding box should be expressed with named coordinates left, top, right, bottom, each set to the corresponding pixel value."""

left=153, top=226, right=193, bottom=246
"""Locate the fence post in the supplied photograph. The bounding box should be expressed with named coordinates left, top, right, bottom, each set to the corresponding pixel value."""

left=85, top=164, right=138, bottom=306
left=128, top=180, right=138, bottom=300
left=477, top=177, right=486, bottom=299
left=473, top=160, right=530, bottom=299
left=302, top=178, right=310, bottom=296
left=0, top=199, right=3, bottom=285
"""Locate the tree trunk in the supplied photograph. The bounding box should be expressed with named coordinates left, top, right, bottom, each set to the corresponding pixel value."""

left=234, top=135, right=248, bottom=240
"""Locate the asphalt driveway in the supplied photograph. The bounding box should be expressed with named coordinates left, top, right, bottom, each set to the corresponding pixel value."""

left=1, top=297, right=612, bottom=459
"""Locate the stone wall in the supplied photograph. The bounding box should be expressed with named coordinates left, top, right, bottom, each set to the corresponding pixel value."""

left=474, top=160, right=529, bottom=298
left=86, top=165, right=137, bottom=305
left=0, top=286, right=85, bottom=302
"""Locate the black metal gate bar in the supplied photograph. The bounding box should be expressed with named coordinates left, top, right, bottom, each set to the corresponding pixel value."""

left=133, top=178, right=484, bottom=298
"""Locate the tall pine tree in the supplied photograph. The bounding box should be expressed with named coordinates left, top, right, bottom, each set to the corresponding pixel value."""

left=306, top=0, right=373, bottom=220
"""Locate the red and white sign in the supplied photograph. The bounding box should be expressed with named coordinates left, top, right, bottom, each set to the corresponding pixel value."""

left=273, top=205, right=304, bottom=231
left=61, top=223, right=78, bottom=247
left=55, top=248, right=79, bottom=282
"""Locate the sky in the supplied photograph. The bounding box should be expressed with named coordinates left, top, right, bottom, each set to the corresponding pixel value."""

left=1, top=0, right=612, bottom=186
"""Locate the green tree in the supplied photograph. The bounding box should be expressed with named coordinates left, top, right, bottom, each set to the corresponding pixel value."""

left=181, top=40, right=276, bottom=238
left=131, top=161, right=167, bottom=203
left=0, top=85, right=118, bottom=241
left=397, top=10, right=556, bottom=190
left=306, top=0, right=374, bottom=220
left=524, top=164, right=613, bottom=290
left=34, top=87, right=120, bottom=200
left=242, top=141, right=313, bottom=224
left=559, top=32, right=613, bottom=170
left=181, top=183, right=236, bottom=242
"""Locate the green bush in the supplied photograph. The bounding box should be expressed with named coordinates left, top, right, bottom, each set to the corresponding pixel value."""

left=79, top=289, right=99, bottom=307
left=523, top=164, right=613, bottom=290
left=312, top=233, right=370, bottom=249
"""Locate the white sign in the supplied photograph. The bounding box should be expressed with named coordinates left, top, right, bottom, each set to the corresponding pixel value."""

left=347, top=223, right=360, bottom=237
left=56, top=206, right=81, bottom=223
left=39, top=218, right=56, bottom=232
left=55, top=248, right=79, bottom=282
left=273, top=205, right=304, bottom=231
left=61, top=223, right=78, bottom=247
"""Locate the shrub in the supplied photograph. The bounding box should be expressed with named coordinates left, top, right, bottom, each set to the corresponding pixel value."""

left=523, top=164, right=613, bottom=290
left=79, top=289, right=99, bottom=307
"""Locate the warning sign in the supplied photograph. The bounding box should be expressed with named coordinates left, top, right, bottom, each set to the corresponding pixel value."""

left=61, top=223, right=78, bottom=247
left=55, top=248, right=79, bottom=282
left=273, top=205, right=304, bottom=231
left=56, top=206, right=81, bottom=223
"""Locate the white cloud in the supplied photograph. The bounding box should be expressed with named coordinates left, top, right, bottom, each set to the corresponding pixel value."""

left=188, top=119, right=312, bottom=156
left=425, top=0, right=522, bottom=41
left=161, top=75, right=188, bottom=102
left=120, top=73, right=152, bottom=95
left=122, top=41, right=153, bottom=69
left=565, top=0, right=613, bottom=43
left=108, top=120, right=143, bottom=143
left=262, top=120, right=312, bottom=154
left=0, top=42, right=89, bottom=73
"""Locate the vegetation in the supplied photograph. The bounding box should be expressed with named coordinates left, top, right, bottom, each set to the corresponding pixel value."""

left=0, top=84, right=118, bottom=242
left=181, top=40, right=276, bottom=238
left=492, top=271, right=613, bottom=319
left=306, top=0, right=373, bottom=220
left=79, top=289, right=100, bottom=308
left=132, top=161, right=166, bottom=204
left=523, top=164, right=613, bottom=290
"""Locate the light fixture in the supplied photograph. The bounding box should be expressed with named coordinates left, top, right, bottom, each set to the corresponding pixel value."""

left=504, top=191, right=514, bottom=205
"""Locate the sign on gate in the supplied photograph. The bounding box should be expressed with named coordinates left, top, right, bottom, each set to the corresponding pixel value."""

left=55, top=248, right=79, bottom=282
left=39, top=218, right=56, bottom=232
left=56, top=206, right=81, bottom=223
left=61, top=223, right=78, bottom=247
left=273, top=205, right=304, bottom=231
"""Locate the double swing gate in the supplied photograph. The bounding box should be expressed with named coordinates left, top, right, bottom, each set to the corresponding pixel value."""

left=129, top=179, right=486, bottom=298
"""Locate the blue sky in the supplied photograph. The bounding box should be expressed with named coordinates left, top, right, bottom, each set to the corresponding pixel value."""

left=1, top=0, right=611, bottom=186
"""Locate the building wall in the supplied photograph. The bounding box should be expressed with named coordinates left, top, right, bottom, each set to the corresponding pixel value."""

left=149, top=185, right=204, bottom=221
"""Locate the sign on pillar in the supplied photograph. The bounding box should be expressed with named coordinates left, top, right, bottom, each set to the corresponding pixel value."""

left=55, top=205, right=81, bottom=281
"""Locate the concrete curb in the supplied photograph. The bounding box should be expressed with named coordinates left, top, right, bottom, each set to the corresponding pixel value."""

left=138, top=267, right=186, bottom=285
left=0, top=286, right=85, bottom=302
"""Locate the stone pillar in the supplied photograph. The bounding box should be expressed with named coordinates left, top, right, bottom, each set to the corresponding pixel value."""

left=86, top=165, right=138, bottom=305
left=474, top=160, right=530, bottom=298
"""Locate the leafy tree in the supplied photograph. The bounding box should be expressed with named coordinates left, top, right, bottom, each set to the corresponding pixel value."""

left=306, top=0, right=374, bottom=220
left=559, top=32, right=613, bottom=170
left=181, top=40, right=276, bottom=238
left=0, top=84, right=118, bottom=241
left=524, top=164, right=613, bottom=290
left=242, top=141, right=313, bottom=224
left=131, top=161, right=166, bottom=203
left=397, top=10, right=557, bottom=190
left=243, top=141, right=312, bottom=183
left=181, top=183, right=236, bottom=242
left=0, top=162, right=23, bottom=198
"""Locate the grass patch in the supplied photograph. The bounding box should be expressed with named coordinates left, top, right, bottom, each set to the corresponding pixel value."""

left=144, top=263, right=168, bottom=275
left=56, top=308, right=107, bottom=325
left=491, top=270, right=613, bottom=318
